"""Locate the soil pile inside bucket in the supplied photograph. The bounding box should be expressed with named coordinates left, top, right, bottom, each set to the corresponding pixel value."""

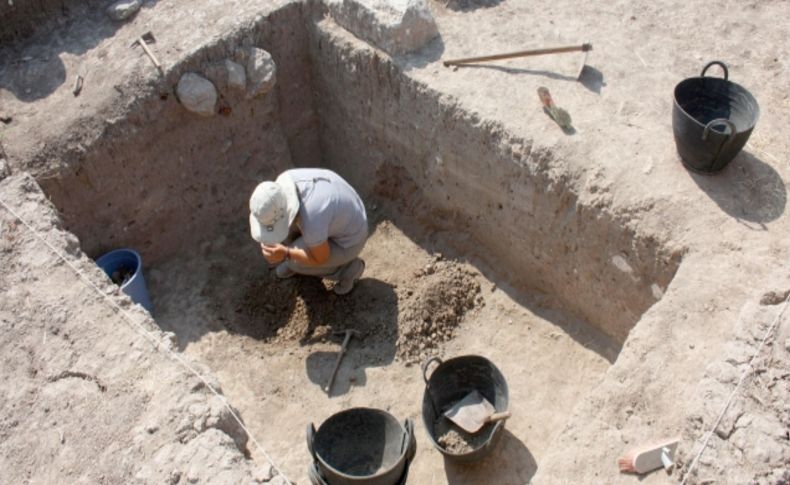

left=110, top=266, right=134, bottom=286
left=434, top=415, right=489, bottom=454
left=396, top=257, right=483, bottom=363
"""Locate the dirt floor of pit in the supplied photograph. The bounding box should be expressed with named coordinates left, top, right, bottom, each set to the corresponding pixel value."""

left=148, top=209, right=619, bottom=483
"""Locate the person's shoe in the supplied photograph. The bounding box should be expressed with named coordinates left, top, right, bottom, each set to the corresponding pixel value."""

left=275, top=262, right=295, bottom=279
left=334, top=259, right=365, bottom=295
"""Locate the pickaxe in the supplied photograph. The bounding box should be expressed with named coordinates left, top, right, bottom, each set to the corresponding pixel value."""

left=131, top=31, right=162, bottom=74
left=325, top=329, right=360, bottom=394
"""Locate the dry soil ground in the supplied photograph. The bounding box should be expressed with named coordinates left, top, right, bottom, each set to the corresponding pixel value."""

left=149, top=207, right=616, bottom=483
left=1, top=0, right=790, bottom=483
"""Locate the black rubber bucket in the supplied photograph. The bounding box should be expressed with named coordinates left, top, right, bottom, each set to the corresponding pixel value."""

left=307, top=408, right=415, bottom=485
left=421, top=355, right=509, bottom=463
left=673, top=61, right=760, bottom=174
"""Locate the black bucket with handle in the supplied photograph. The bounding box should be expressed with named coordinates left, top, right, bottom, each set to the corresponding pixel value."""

left=421, top=355, right=509, bottom=463
left=307, top=408, right=415, bottom=485
left=672, top=61, right=760, bottom=174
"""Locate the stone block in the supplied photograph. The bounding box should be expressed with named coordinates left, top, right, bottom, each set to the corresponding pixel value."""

left=326, top=0, right=439, bottom=55
left=245, top=48, right=277, bottom=99
left=106, top=0, right=142, bottom=21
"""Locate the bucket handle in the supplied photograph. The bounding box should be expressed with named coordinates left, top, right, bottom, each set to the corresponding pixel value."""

left=702, top=118, right=736, bottom=144
left=401, top=418, right=416, bottom=461
left=701, top=61, right=728, bottom=81
left=306, top=423, right=317, bottom=462
left=422, top=356, right=443, bottom=385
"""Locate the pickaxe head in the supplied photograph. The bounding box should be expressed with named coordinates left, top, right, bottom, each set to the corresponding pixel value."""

left=130, top=31, right=156, bottom=48
left=334, top=329, right=361, bottom=339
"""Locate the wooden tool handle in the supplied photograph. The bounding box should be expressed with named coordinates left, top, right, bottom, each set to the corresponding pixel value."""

left=324, top=348, right=346, bottom=392
left=444, top=43, right=592, bottom=67
left=537, top=87, right=554, bottom=108
left=324, top=332, right=355, bottom=393
left=138, top=38, right=162, bottom=69
left=485, top=411, right=512, bottom=423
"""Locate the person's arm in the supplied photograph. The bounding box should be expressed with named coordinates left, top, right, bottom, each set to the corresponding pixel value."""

left=287, top=241, right=330, bottom=266
left=261, top=241, right=330, bottom=266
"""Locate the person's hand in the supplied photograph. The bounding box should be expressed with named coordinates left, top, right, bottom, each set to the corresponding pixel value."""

left=261, top=243, right=287, bottom=264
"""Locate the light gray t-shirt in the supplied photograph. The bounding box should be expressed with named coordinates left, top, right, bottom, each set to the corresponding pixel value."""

left=286, top=168, right=368, bottom=249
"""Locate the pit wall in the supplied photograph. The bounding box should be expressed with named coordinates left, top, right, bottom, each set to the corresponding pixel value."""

left=37, top=3, right=320, bottom=264
left=307, top=18, right=682, bottom=343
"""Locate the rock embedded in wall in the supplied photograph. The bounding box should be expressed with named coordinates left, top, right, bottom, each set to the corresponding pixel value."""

left=225, top=59, right=247, bottom=90
left=176, top=73, right=217, bottom=117
left=106, top=0, right=142, bottom=21
left=204, top=59, right=247, bottom=93
left=244, top=48, right=277, bottom=99
left=0, top=158, right=9, bottom=180
left=326, top=0, right=439, bottom=55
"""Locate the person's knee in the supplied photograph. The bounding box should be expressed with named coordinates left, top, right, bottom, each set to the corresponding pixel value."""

left=285, top=259, right=307, bottom=273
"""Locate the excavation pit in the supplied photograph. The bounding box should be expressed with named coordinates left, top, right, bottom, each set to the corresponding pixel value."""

left=4, top=0, right=790, bottom=482
left=143, top=216, right=626, bottom=483
left=9, top=4, right=686, bottom=483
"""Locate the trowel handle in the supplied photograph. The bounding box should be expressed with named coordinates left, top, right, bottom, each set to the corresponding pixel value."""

left=485, top=411, right=512, bottom=424
left=537, top=87, right=555, bottom=109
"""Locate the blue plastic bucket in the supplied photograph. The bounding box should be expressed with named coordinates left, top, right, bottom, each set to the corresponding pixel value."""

left=96, top=248, right=153, bottom=313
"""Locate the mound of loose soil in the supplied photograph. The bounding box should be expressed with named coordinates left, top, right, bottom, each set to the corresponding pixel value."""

left=206, top=249, right=481, bottom=358
left=396, top=257, right=482, bottom=362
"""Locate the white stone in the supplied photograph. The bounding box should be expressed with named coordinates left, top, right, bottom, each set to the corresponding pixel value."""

left=0, top=158, right=9, bottom=179
left=245, top=48, right=277, bottom=99
left=252, top=463, right=274, bottom=482
left=326, top=0, right=439, bottom=55
left=225, top=59, right=246, bottom=89
left=176, top=73, right=217, bottom=117
left=106, top=0, right=142, bottom=21
left=611, top=255, right=633, bottom=274
left=650, top=283, right=664, bottom=299
left=268, top=475, right=289, bottom=485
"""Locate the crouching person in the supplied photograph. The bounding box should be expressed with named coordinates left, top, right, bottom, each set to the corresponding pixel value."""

left=249, top=168, right=368, bottom=295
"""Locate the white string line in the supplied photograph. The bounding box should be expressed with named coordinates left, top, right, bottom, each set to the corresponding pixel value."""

left=0, top=197, right=292, bottom=484
left=680, top=292, right=790, bottom=484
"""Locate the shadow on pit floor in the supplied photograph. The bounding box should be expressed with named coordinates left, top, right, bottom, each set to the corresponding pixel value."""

left=150, top=222, right=398, bottom=397
left=364, top=204, right=623, bottom=364
left=442, top=430, right=537, bottom=484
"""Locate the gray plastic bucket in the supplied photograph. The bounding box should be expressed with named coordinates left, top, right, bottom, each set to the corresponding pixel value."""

left=672, top=61, right=760, bottom=174
left=421, top=355, right=509, bottom=463
left=307, top=408, right=415, bottom=485
left=96, top=248, right=153, bottom=313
